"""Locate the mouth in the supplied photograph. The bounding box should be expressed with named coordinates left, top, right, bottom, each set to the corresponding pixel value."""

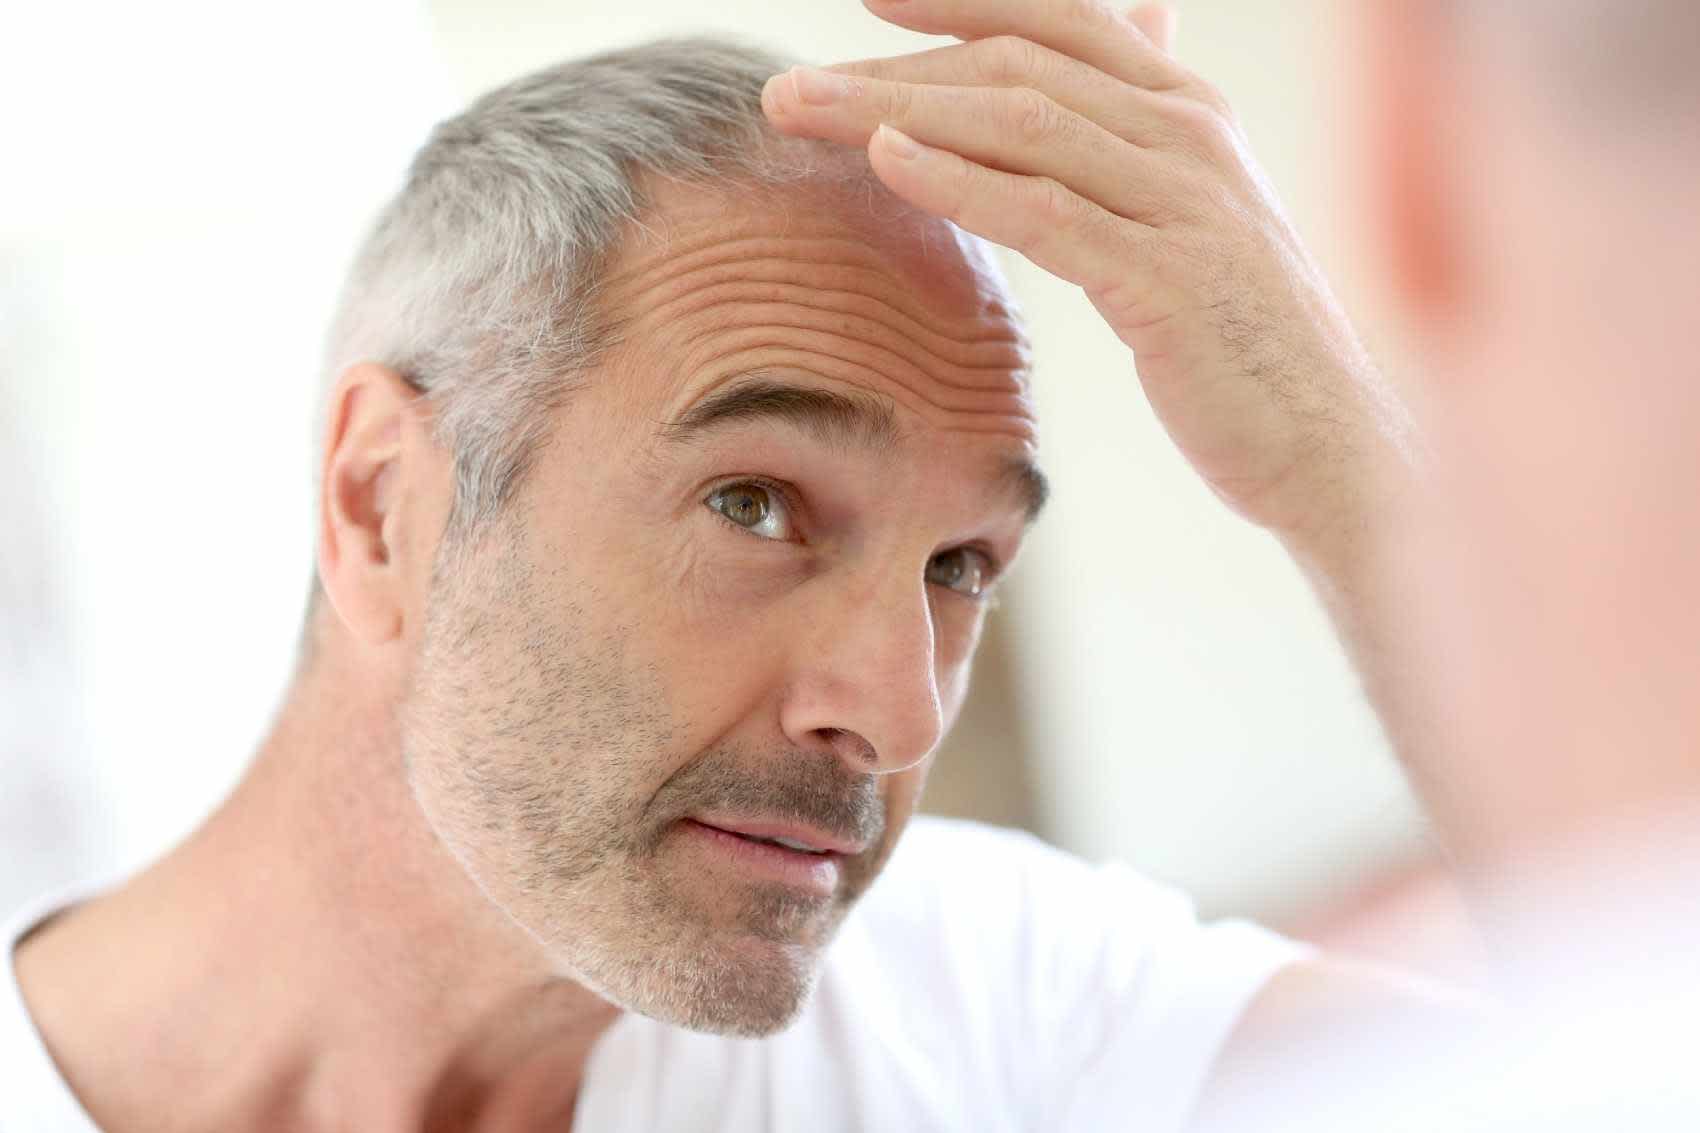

left=691, top=814, right=867, bottom=856
left=679, top=817, right=863, bottom=897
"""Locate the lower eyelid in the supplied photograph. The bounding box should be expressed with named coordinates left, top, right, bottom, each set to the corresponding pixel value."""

left=704, top=487, right=799, bottom=543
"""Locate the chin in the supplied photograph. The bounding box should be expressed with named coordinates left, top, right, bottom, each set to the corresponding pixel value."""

left=506, top=843, right=856, bottom=1037
left=577, top=927, right=825, bottom=1038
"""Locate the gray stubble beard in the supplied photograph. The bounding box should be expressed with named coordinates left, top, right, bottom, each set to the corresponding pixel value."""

left=397, top=527, right=884, bottom=1036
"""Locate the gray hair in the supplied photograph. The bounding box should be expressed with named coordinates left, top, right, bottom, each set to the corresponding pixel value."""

left=304, top=37, right=889, bottom=645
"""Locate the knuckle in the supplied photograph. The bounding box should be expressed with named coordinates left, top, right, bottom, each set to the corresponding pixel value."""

left=1197, top=115, right=1244, bottom=165
left=1006, top=88, right=1062, bottom=146
left=1062, top=0, right=1113, bottom=32
left=1189, top=79, right=1236, bottom=118
left=942, top=161, right=983, bottom=224
left=974, top=35, right=1043, bottom=86
left=1165, top=98, right=1240, bottom=163
left=882, top=78, right=917, bottom=123
left=1027, top=175, right=1075, bottom=226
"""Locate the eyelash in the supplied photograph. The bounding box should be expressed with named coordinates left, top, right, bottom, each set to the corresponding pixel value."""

left=705, top=476, right=801, bottom=540
left=703, top=476, right=1008, bottom=594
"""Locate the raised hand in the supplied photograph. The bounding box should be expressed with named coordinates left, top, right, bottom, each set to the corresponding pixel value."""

left=761, top=0, right=1412, bottom=551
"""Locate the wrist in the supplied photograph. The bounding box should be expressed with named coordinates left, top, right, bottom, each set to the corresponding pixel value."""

left=1276, top=419, right=1422, bottom=602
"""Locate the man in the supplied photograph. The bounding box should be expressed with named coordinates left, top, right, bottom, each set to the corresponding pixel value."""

left=3, top=7, right=1430, bottom=1131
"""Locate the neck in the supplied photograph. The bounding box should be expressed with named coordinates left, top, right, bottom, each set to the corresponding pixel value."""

left=13, top=641, right=622, bottom=1131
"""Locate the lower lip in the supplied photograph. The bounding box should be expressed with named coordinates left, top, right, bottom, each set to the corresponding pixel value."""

left=679, top=819, right=842, bottom=897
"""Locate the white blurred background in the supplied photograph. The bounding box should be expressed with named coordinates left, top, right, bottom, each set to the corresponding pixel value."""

left=1, top=0, right=1452, bottom=962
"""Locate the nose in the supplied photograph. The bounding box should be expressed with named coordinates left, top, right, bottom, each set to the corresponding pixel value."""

left=779, top=570, right=945, bottom=776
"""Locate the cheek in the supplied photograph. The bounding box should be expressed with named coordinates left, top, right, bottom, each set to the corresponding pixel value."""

left=868, top=760, right=933, bottom=870
left=618, top=536, right=790, bottom=738
left=934, top=606, right=986, bottom=693
left=671, top=524, right=813, bottom=620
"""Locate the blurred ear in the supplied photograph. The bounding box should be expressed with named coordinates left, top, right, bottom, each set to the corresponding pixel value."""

left=315, top=363, right=449, bottom=648
left=1356, top=0, right=1467, bottom=327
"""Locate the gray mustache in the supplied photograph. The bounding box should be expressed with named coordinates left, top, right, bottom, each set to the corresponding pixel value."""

left=648, top=748, right=886, bottom=852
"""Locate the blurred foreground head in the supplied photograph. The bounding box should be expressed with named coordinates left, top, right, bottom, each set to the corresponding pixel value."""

left=1357, top=0, right=1700, bottom=861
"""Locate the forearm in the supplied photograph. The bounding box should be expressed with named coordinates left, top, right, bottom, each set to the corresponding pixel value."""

left=1272, top=395, right=1469, bottom=845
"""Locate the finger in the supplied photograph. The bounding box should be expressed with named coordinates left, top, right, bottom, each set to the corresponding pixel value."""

left=764, top=67, right=1187, bottom=224
left=866, top=123, right=1153, bottom=301
left=823, top=37, right=1181, bottom=150
left=857, top=0, right=1187, bottom=92
left=1127, top=4, right=1177, bottom=55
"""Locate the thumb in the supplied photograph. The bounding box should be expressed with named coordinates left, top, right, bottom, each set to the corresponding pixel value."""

left=1128, top=4, right=1178, bottom=54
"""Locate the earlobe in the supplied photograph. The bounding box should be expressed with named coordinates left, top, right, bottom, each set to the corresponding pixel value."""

left=315, top=363, right=432, bottom=648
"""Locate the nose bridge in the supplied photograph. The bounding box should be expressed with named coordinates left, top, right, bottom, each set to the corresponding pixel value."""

left=794, top=559, right=943, bottom=774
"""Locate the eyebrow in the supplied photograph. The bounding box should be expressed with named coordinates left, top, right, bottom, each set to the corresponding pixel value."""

left=663, top=373, right=900, bottom=451
left=1000, top=455, right=1050, bottom=525
left=663, top=372, right=1049, bottom=524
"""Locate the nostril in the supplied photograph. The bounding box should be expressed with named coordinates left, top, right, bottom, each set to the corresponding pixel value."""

left=819, top=727, right=879, bottom=767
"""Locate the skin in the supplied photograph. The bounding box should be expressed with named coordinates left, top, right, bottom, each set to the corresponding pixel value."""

left=13, top=174, right=1041, bottom=1129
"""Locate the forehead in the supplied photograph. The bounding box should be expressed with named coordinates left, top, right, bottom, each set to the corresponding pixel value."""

left=589, top=174, right=1039, bottom=449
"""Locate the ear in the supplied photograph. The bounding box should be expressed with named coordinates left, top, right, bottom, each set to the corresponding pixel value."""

left=1354, top=0, right=1468, bottom=327
left=314, top=363, right=449, bottom=649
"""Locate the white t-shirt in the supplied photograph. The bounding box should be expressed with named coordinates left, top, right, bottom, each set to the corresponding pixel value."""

left=1, top=817, right=1304, bottom=1132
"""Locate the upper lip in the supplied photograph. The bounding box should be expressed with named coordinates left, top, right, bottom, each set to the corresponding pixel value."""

left=691, top=814, right=868, bottom=856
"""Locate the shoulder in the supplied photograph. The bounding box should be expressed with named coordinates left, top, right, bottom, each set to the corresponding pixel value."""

left=0, top=886, right=108, bottom=1133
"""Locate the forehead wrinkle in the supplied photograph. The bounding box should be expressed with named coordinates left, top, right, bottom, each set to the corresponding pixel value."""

left=596, top=191, right=1039, bottom=446
left=676, top=332, right=1038, bottom=442
left=603, top=232, right=1023, bottom=341
left=669, top=292, right=1030, bottom=392
left=641, top=277, right=1029, bottom=377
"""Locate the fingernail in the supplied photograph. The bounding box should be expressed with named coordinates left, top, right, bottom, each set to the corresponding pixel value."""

left=878, top=123, right=921, bottom=160
left=790, top=65, right=852, bottom=106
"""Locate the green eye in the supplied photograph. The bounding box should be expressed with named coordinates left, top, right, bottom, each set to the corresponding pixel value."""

left=926, top=547, right=994, bottom=598
left=705, top=482, right=792, bottom=540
